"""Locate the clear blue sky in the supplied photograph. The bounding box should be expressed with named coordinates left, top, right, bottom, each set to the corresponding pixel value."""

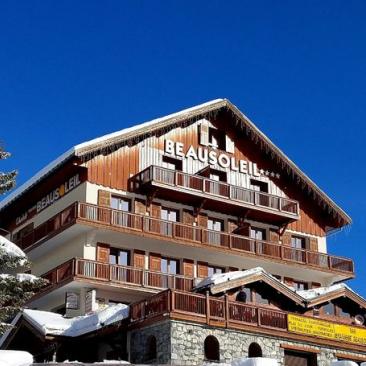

left=0, top=1, right=365, bottom=294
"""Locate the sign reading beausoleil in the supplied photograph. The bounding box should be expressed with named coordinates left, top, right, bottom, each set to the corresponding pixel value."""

left=36, top=174, right=81, bottom=212
left=164, top=139, right=261, bottom=176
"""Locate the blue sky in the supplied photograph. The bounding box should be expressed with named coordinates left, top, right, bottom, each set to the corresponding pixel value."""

left=0, top=1, right=365, bottom=294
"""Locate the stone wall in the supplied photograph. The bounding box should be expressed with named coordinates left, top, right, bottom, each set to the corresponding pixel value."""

left=129, top=319, right=366, bottom=365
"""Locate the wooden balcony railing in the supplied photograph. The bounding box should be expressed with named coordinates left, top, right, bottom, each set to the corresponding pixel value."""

left=16, top=201, right=354, bottom=275
left=40, top=258, right=194, bottom=293
left=130, top=289, right=287, bottom=332
left=77, top=202, right=354, bottom=274
left=131, top=166, right=300, bottom=218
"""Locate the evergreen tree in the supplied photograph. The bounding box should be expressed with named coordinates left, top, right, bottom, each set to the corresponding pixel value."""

left=0, top=145, right=47, bottom=334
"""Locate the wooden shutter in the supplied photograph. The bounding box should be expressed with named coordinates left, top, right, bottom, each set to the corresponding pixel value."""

left=149, top=253, right=161, bottom=272
left=182, top=210, right=195, bottom=225
left=197, top=213, right=208, bottom=228
left=135, top=199, right=147, bottom=215
left=97, top=243, right=110, bottom=263
left=269, top=229, right=280, bottom=243
left=133, top=250, right=145, bottom=268
left=309, top=237, right=318, bottom=252
left=98, top=190, right=111, bottom=207
left=150, top=202, right=161, bottom=218
left=199, top=120, right=209, bottom=146
left=197, top=262, right=208, bottom=278
left=281, top=232, right=292, bottom=246
left=183, top=259, right=194, bottom=277
left=225, top=135, right=235, bottom=153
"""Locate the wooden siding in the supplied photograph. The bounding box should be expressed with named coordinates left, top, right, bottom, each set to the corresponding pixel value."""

left=85, top=116, right=329, bottom=236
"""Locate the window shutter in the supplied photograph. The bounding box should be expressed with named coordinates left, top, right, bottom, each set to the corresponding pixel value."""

left=183, top=259, right=194, bottom=277
left=133, top=250, right=145, bottom=268
left=225, top=135, right=235, bottom=153
left=197, top=213, right=208, bottom=228
left=197, top=262, right=208, bottom=278
left=98, top=190, right=111, bottom=207
left=151, top=202, right=161, bottom=218
left=149, top=253, right=161, bottom=272
left=182, top=210, right=195, bottom=225
left=269, top=229, right=280, bottom=243
left=134, top=199, right=147, bottom=215
left=309, top=237, right=318, bottom=252
left=97, top=243, right=110, bottom=263
left=281, top=232, right=292, bottom=246
left=199, top=120, right=209, bottom=146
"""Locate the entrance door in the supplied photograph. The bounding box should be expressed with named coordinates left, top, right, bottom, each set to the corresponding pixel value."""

left=284, top=351, right=317, bottom=366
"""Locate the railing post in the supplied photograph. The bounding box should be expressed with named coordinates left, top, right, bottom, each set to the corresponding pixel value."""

left=206, top=291, right=210, bottom=325
left=171, top=289, right=175, bottom=312
left=225, top=294, right=229, bottom=328
left=257, top=308, right=261, bottom=326
left=328, top=256, right=332, bottom=270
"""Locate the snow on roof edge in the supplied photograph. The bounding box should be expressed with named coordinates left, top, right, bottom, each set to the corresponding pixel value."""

left=0, top=99, right=224, bottom=211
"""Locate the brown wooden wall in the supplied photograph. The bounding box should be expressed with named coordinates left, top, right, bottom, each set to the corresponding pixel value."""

left=84, top=116, right=330, bottom=236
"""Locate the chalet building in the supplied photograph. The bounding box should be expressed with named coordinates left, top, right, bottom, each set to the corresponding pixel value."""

left=0, top=99, right=365, bottom=365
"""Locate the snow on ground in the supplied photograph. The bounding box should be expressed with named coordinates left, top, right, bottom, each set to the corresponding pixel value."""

left=23, top=303, right=129, bottom=337
left=231, top=357, right=278, bottom=366
left=0, top=273, right=40, bottom=282
left=331, top=361, right=359, bottom=366
left=0, top=235, right=26, bottom=259
left=0, top=350, right=33, bottom=366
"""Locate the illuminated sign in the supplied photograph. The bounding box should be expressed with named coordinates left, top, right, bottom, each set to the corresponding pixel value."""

left=164, top=139, right=280, bottom=178
left=288, top=314, right=366, bottom=346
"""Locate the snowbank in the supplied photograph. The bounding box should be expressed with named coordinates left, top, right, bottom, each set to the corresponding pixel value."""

left=232, top=357, right=278, bottom=366
left=0, top=235, right=26, bottom=259
left=331, top=361, right=359, bottom=366
left=0, top=350, right=33, bottom=366
left=23, top=303, right=129, bottom=337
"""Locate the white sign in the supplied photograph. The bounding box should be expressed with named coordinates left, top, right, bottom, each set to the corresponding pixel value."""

left=165, top=140, right=261, bottom=176
left=66, top=292, right=79, bottom=310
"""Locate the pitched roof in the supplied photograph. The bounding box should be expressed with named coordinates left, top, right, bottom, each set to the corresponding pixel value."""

left=0, top=98, right=351, bottom=227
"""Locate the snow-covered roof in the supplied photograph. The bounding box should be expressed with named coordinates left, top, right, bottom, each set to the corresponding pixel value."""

left=23, top=303, right=129, bottom=337
left=0, top=99, right=351, bottom=227
left=0, top=235, right=26, bottom=259
left=195, top=267, right=265, bottom=289
left=195, top=268, right=366, bottom=307
left=0, top=350, right=33, bottom=366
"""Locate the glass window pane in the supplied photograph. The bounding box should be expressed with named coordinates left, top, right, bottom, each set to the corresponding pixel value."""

left=161, top=209, right=168, bottom=220
left=169, top=260, right=177, bottom=274
left=111, top=197, right=119, bottom=209
left=109, top=255, right=117, bottom=264
left=161, top=258, right=168, bottom=273
left=119, top=251, right=129, bottom=266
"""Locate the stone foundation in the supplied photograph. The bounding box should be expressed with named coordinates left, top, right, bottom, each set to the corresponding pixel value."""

left=129, top=319, right=366, bottom=365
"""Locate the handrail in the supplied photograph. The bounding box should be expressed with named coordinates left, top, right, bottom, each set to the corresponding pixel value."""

left=78, top=202, right=354, bottom=274
left=17, top=201, right=354, bottom=274
left=132, top=165, right=299, bottom=216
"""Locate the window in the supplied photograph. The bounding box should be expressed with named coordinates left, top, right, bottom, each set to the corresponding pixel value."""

left=322, top=302, right=335, bottom=316
left=109, top=248, right=130, bottom=266
left=207, top=218, right=224, bottom=245
left=209, top=127, right=225, bottom=150
left=111, top=197, right=130, bottom=212
left=293, top=281, right=309, bottom=291
left=291, top=236, right=306, bottom=249
left=250, top=227, right=266, bottom=241
left=236, top=287, right=251, bottom=303
left=162, top=155, right=182, bottom=171
left=250, top=179, right=268, bottom=193
left=161, top=207, right=179, bottom=222
left=254, top=290, right=269, bottom=305
left=208, top=265, right=224, bottom=277
left=248, top=343, right=262, bottom=358
left=204, top=335, right=220, bottom=361
left=338, top=306, right=351, bottom=319
left=284, top=350, right=317, bottom=366
left=161, top=257, right=179, bottom=275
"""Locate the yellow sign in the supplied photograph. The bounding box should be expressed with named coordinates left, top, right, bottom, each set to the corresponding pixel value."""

left=288, top=314, right=366, bottom=346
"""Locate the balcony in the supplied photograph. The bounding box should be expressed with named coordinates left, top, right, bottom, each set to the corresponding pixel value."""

left=39, top=258, right=194, bottom=296
left=130, top=289, right=366, bottom=352
left=130, top=166, right=300, bottom=224
left=15, top=202, right=355, bottom=278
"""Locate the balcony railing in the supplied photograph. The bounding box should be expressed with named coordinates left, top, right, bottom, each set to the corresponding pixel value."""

left=16, top=201, right=354, bottom=275
left=131, top=166, right=300, bottom=219
left=130, top=289, right=365, bottom=350
left=77, top=202, right=354, bottom=274
left=40, top=258, right=194, bottom=293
